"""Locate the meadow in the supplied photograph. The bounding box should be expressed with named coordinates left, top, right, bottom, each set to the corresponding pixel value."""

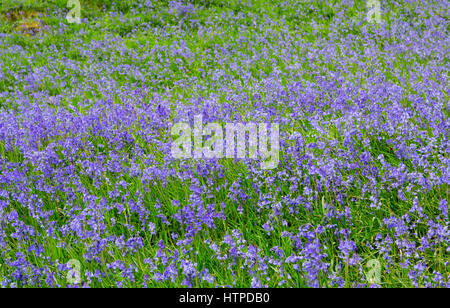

left=0, top=0, right=448, bottom=288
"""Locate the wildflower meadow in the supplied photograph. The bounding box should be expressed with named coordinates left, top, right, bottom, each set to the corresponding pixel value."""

left=0, top=0, right=448, bottom=289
